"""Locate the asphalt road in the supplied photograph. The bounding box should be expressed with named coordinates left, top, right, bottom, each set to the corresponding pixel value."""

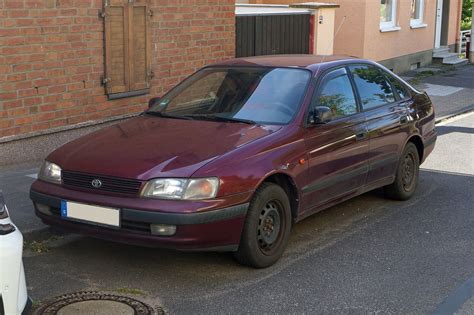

left=16, top=112, right=473, bottom=314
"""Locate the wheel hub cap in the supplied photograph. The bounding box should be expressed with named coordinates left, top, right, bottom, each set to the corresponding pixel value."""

left=258, top=201, right=281, bottom=248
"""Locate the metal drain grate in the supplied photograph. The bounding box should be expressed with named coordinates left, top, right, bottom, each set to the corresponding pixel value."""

left=34, top=291, right=165, bottom=315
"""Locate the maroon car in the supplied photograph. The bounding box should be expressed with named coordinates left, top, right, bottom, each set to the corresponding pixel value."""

left=30, top=55, right=436, bottom=268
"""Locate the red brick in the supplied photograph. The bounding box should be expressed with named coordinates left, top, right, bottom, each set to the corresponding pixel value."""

left=0, top=0, right=235, bottom=139
left=24, top=97, right=42, bottom=106
left=12, top=64, right=32, bottom=72
left=0, top=92, right=17, bottom=100
left=0, top=29, right=20, bottom=36
left=39, top=104, right=57, bottom=112
left=0, top=120, right=14, bottom=129
left=15, top=116, right=33, bottom=126
left=3, top=100, right=23, bottom=110
left=7, top=73, right=27, bottom=82
left=9, top=10, right=29, bottom=18
left=48, top=85, right=66, bottom=94
left=5, top=0, right=24, bottom=9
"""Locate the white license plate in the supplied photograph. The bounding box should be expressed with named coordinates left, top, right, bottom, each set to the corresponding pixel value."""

left=61, top=201, right=120, bottom=227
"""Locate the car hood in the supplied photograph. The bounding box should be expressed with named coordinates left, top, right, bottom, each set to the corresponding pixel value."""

left=48, top=115, right=280, bottom=180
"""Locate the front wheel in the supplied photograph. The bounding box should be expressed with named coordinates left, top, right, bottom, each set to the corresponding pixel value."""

left=384, top=142, right=420, bottom=200
left=233, top=183, right=292, bottom=268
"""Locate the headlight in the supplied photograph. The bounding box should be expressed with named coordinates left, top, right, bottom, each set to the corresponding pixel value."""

left=38, top=161, right=62, bottom=184
left=142, top=178, right=219, bottom=200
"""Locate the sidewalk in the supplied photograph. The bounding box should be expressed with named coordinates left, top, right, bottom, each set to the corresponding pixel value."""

left=401, top=64, right=474, bottom=121
left=1, top=63, right=473, bottom=239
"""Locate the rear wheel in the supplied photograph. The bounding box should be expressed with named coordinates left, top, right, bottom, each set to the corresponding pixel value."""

left=384, top=142, right=420, bottom=200
left=234, top=182, right=292, bottom=268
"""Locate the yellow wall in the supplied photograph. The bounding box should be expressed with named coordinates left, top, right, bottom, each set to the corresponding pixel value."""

left=314, top=8, right=337, bottom=55
left=362, top=0, right=436, bottom=61
left=327, top=0, right=367, bottom=58
left=447, top=0, right=462, bottom=46
left=246, top=0, right=462, bottom=61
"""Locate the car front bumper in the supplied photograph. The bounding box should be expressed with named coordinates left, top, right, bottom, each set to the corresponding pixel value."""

left=30, top=181, right=250, bottom=251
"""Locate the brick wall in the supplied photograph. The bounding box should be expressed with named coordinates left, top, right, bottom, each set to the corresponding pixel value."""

left=0, top=0, right=236, bottom=140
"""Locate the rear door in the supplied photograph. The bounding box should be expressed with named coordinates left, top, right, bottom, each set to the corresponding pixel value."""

left=302, top=67, right=369, bottom=215
left=348, top=64, right=410, bottom=186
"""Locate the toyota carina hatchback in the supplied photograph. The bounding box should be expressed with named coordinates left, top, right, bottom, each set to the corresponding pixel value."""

left=30, top=55, right=436, bottom=268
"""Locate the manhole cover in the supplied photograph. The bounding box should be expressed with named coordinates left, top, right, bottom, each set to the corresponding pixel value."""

left=34, top=291, right=165, bottom=315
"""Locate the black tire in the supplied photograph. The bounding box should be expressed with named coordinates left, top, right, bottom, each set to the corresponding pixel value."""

left=233, top=182, right=292, bottom=268
left=384, top=142, right=420, bottom=200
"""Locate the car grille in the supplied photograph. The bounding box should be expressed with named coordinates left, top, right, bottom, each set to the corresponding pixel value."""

left=62, top=170, right=143, bottom=195
left=121, top=220, right=151, bottom=233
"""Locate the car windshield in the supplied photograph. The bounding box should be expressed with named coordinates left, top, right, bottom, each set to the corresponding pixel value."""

left=148, top=67, right=311, bottom=125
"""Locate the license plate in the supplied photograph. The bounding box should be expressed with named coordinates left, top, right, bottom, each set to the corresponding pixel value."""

left=61, top=201, right=120, bottom=227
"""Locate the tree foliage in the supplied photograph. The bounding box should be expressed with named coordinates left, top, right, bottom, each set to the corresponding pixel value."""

left=462, top=0, right=472, bottom=31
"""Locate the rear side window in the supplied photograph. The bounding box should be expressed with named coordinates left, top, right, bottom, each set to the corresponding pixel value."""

left=312, top=68, right=358, bottom=119
left=387, top=75, right=410, bottom=99
left=349, top=65, right=396, bottom=110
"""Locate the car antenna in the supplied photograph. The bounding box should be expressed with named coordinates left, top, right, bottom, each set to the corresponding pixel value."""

left=314, top=15, right=347, bottom=79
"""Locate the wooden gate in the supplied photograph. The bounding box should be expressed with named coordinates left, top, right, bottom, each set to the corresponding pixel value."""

left=236, top=14, right=311, bottom=58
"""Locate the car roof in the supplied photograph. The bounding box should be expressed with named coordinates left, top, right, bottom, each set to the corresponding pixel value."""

left=208, top=54, right=370, bottom=73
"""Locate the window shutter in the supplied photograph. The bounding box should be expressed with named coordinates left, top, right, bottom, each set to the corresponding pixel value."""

left=104, top=0, right=151, bottom=96
left=130, top=0, right=151, bottom=91
left=104, top=0, right=129, bottom=94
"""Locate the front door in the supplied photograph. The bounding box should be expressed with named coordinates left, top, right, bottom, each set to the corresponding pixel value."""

left=435, top=0, right=444, bottom=48
left=302, top=67, right=369, bottom=216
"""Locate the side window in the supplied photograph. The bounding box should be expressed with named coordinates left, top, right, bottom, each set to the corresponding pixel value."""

left=349, top=65, right=396, bottom=110
left=311, top=68, right=358, bottom=120
left=387, top=75, right=410, bottom=99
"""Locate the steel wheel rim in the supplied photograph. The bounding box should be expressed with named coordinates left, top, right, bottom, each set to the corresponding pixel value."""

left=257, top=200, right=283, bottom=255
left=401, top=151, right=416, bottom=191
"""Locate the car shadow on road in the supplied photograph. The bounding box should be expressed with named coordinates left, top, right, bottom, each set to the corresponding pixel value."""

left=436, top=125, right=474, bottom=136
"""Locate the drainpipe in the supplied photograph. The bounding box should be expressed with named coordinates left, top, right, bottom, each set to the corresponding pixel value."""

left=470, top=2, right=474, bottom=63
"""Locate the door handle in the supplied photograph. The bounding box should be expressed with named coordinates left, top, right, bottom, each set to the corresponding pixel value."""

left=355, top=132, right=366, bottom=140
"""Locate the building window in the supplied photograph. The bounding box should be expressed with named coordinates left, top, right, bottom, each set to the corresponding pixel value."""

left=410, top=0, right=426, bottom=28
left=103, top=0, right=152, bottom=99
left=380, top=0, right=399, bottom=31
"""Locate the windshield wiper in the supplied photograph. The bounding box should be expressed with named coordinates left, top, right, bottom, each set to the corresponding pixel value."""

left=187, top=114, right=257, bottom=125
left=144, top=111, right=194, bottom=120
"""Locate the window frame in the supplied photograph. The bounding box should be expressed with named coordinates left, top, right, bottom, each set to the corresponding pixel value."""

left=305, top=66, right=362, bottom=127
left=103, top=0, right=152, bottom=100
left=380, top=0, right=400, bottom=32
left=410, top=0, right=426, bottom=28
left=348, top=63, right=399, bottom=112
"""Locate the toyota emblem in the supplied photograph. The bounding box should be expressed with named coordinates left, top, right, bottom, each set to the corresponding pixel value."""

left=91, top=179, right=102, bottom=188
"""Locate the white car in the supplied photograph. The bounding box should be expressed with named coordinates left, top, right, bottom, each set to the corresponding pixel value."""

left=0, top=192, right=31, bottom=315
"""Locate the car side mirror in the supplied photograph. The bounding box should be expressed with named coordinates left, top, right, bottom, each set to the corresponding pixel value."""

left=148, top=97, right=161, bottom=109
left=310, top=106, right=333, bottom=124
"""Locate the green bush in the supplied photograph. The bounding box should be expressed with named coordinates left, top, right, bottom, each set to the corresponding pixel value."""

left=462, top=0, right=472, bottom=31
